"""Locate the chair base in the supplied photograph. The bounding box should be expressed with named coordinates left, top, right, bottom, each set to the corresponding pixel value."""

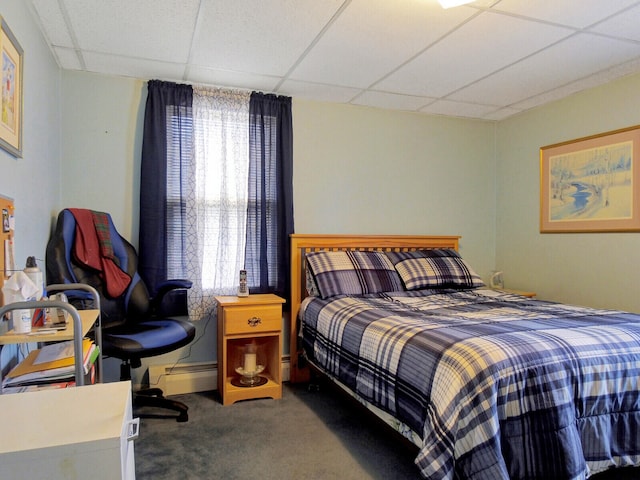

left=134, top=388, right=189, bottom=423
left=119, top=362, right=189, bottom=422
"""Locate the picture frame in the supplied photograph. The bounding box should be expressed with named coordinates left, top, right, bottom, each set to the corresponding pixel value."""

left=0, top=16, right=23, bottom=158
left=540, top=125, right=640, bottom=233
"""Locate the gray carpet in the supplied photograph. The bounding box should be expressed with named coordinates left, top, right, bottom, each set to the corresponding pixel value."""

left=135, top=381, right=420, bottom=479
left=134, top=382, right=639, bottom=480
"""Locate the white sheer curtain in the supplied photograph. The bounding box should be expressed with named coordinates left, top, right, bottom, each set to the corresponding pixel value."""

left=181, top=87, right=251, bottom=320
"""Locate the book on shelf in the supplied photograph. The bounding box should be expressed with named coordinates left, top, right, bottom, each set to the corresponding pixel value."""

left=2, top=338, right=99, bottom=388
left=2, top=364, right=96, bottom=394
left=1, top=380, right=76, bottom=394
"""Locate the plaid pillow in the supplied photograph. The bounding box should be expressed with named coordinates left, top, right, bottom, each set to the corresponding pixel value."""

left=305, top=250, right=404, bottom=299
left=386, top=249, right=484, bottom=290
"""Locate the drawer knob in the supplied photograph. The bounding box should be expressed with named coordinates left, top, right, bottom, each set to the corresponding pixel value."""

left=247, top=316, right=262, bottom=327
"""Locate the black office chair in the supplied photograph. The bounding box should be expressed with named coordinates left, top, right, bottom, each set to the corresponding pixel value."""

left=45, top=208, right=196, bottom=422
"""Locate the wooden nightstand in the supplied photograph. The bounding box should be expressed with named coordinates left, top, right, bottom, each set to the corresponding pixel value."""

left=215, top=294, right=285, bottom=405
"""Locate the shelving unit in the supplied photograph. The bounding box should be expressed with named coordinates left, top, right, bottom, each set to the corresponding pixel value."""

left=0, top=300, right=99, bottom=386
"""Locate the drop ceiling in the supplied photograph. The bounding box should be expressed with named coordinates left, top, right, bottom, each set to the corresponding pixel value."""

left=29, top=0, right=640, bottom=121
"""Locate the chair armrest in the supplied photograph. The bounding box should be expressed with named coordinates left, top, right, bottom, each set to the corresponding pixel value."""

left=151, top=279, right=192, bottom=316
left=154, top=279, right=192, bottom=300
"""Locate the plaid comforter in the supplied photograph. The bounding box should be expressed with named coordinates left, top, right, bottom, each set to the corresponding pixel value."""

left=299, top=289, right=640, bottom=480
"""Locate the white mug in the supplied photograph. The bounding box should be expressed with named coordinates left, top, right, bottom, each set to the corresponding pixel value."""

left=13, top=309, right=32, bottom=333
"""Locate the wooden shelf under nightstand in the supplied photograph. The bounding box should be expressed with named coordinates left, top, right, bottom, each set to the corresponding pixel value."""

left=215, top=294, right=285, bottom=405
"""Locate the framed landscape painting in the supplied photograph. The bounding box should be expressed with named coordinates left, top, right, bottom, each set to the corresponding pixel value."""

left=540, top=126, right=640, bottom=233
left=0, top=16, right=23, bottom=158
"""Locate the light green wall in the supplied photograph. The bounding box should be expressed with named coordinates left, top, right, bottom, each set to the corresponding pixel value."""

left=60, top=72, right=146, bottom=242
left=0, top=1, right=62, bottom=374
left=57, top=78, right=500, bottom=283
left=293, top=100, right=497, bottom=280
left=0, top=2, right=61, bottom=267
left=496, top=73, right=640, bottom=313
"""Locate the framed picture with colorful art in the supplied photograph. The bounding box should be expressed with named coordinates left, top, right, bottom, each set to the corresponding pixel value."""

left=0, top=16, right=23, bottom=158
left=540, top=125, right=640, bottom=233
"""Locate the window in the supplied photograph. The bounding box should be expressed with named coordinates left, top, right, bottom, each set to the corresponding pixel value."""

left=140, top=82, right=293, bottom=321
left=170, top=89, right=250, bottom=319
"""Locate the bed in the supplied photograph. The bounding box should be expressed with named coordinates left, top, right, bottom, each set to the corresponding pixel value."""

left=289, top=234, right=640, bottom=480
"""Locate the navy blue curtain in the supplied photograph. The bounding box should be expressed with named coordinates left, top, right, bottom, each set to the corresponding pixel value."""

left=245, top=93, right=294, bottom=301
left=139, top=80, right=193, bottom=296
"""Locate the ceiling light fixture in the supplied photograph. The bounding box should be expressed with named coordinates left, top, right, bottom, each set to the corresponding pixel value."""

left=438, top=0, right=473, bottom=8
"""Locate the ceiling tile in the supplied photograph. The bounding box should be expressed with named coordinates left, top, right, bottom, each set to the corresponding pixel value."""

left=512, top=56, right=640, bottom=111
left=54, top=46, right=83, bottom=70
left=190, top=0, right=343, bottom=77
left=186, top=67, right=281, bottom=93
left=31, top=0, right=75, bottom=48
left=491, top=0, right=640, bottom=28
left=375, top=10, right=572, bottom=98
left=278, top=79, right=361, bottom=104
left=290, top=0, right=476, bottom=88
left=589, top=3, right=640, bottom=42
left=352, top=91, right=433, bottom=112
left=83, top=52, right=187, bottom=80
left=62, top=0, right=200, bottom=63
left=450, top=33, right=640, bottom=106
left=482, top=106, right=523, bottom=121
left=510, top=83, right=588, bottom=112
left=420, top=99, right=501, bottom=119
left=26, top=0, right=640, bottom=120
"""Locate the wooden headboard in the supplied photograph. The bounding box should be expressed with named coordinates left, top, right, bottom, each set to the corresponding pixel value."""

left=289, top=234, right=460, bottom=383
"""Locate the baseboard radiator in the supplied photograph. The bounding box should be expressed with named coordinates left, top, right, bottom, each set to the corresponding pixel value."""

left=149, top=359, right=291, bottom=396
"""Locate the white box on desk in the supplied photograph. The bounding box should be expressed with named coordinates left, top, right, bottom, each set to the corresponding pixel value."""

left=0, top=381, right=137, bottom=480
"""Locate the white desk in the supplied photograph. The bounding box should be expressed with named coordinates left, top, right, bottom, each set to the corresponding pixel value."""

left=0, top=381, right=137, bottom=479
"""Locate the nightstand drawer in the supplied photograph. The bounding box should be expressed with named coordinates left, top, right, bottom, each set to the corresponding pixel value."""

left=224, top=305, right=281, bottom=335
